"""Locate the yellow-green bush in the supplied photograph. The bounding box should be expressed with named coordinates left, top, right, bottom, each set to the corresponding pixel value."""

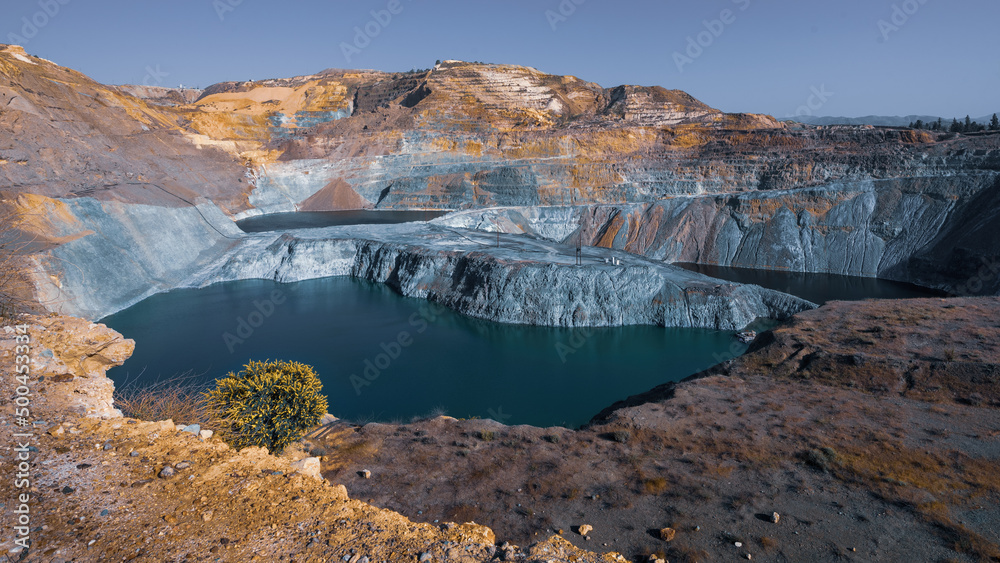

left=205, top=360, right=328, bottom=454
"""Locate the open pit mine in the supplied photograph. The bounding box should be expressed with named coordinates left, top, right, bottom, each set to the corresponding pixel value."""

left=1, top=44, right=999, bottom=562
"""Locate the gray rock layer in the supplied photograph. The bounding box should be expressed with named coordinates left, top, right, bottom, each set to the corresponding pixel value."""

left=441, top=175, right=1000, bottom=296
left=191, top=224, right=813, bottom=330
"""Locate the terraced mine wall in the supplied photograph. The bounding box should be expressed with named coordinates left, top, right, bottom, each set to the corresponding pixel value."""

left=441, top=173, right=1000, bottom=296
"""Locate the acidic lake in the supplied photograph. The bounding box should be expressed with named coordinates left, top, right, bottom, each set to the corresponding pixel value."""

left=101, top=278, right=748, bottom=428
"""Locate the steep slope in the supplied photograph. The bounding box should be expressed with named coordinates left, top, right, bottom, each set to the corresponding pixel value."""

left=0, top=45, right=249, bottom=213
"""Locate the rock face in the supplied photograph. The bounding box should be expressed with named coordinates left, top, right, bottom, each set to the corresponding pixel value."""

left=190, top=223, right=813, bottom=330
left=442, top=173, right=1000, bottom=296
left=0, top=45, right=247, bottom=211
left=0, top=315, right=133, bottom=419
left=27, top=197, right=244, bottom=319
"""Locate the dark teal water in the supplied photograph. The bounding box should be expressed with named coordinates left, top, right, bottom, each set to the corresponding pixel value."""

left=674, top=263, right=946, bottom=304
left=101, top=278, right=746, bottom=428
left=237, top=210, right=448, bottom=233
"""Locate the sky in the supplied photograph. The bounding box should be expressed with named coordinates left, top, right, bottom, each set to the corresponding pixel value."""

left=5, top=0, right=998, bottom=118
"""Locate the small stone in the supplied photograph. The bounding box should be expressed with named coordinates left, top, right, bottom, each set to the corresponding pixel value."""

left=199, top=429, right=214, bottom=440
left=129, top=451, right=140, bottom=457
left=291, top=457, right=323, bottom=481
left=419, top=551, right=433, bottom=561
left=103, top=443, right=114, bottom=451
left=746, top=554, right=752, bottom=560
left=659, top=527, right=676, bottom=542
left=578, top=524, right=593, bottom=536
left=158, top=466, right=176, bottom=479
left=735, top=542, right=743, bottom=548
left=100, top=509, right=109, bottom=517
left=181, top=424, right=201, bottom=435
left=202, top=511, right=214, bottom=522
left=175, top=424, right=186, bottom=432
left=49, top=425, right=64, bottom=437
left=359, top=469, right=372, bottom=479
left=175, top=461, right=191, bottom=470
left=61, top=486, right=74, bottom=494
left=771, top=512, right=780, bottom=524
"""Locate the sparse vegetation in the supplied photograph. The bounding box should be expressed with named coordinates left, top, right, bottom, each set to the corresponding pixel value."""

left=802, top=446, right=841, bottom=473
left=114, top=372, right=209, bottom=425
left=0, top=202, right=37, bottom=319
left=205, top=360, right=328, bottom=454
left=642, top=477, right=668, bottom=495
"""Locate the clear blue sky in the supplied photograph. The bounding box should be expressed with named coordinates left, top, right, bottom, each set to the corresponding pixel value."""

left=5, top=0, right=998, bottom=118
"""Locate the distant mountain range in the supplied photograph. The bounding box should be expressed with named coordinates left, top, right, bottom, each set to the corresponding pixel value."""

left=791, top=114, right=996, bottom=127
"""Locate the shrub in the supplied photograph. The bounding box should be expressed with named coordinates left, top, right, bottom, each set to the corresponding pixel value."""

left=643, top=477, right=668, bottom=495
left=612, top=430, right=631, bottom=444
left=205, top=360, right=328, bottom=454
left=802, top=446, right=840, bottom=473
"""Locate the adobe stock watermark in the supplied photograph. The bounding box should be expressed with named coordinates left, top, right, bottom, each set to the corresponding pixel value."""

left=142, top=65, right=169, bottom=87
left=222, top=289, right=288, bottom=353
left=6, top=0, right=71, bottom=46
left=349, top=301, right=447, bottom=396
left=486, top=406, right=512, bottom=424
left=952, top=256, right=1000, bottom=297
left=545, top=0, right=586, bottom=31
left=340, top=0, right=414, bottom=64
left=878, top=0, right=930, bottom=42
left=673, top=0, right=751, bottom=73
left=10, top=323, right=35, bottom=554
left=213, top=0, right=244, bottom=22
left=790, top=85, right=835, bottom=118
left=554, top=327, right=596, bottom=364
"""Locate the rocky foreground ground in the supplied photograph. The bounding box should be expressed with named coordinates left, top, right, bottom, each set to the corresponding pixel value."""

left=0, top=316, right=623, bottom=562
left=2, top=298, right=999, bottom=562
left=318, top=297, right=1000, bottom=562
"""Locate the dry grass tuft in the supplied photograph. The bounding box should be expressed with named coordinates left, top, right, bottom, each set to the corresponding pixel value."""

left=0, top=203, right=40, bottom=319
left=113, top=372, right=211, bottom=426
left=643, top=477, right=669, bottom=495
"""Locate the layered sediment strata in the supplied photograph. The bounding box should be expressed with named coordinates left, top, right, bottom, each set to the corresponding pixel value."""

left=441, top=172, right=1000, bottom=295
